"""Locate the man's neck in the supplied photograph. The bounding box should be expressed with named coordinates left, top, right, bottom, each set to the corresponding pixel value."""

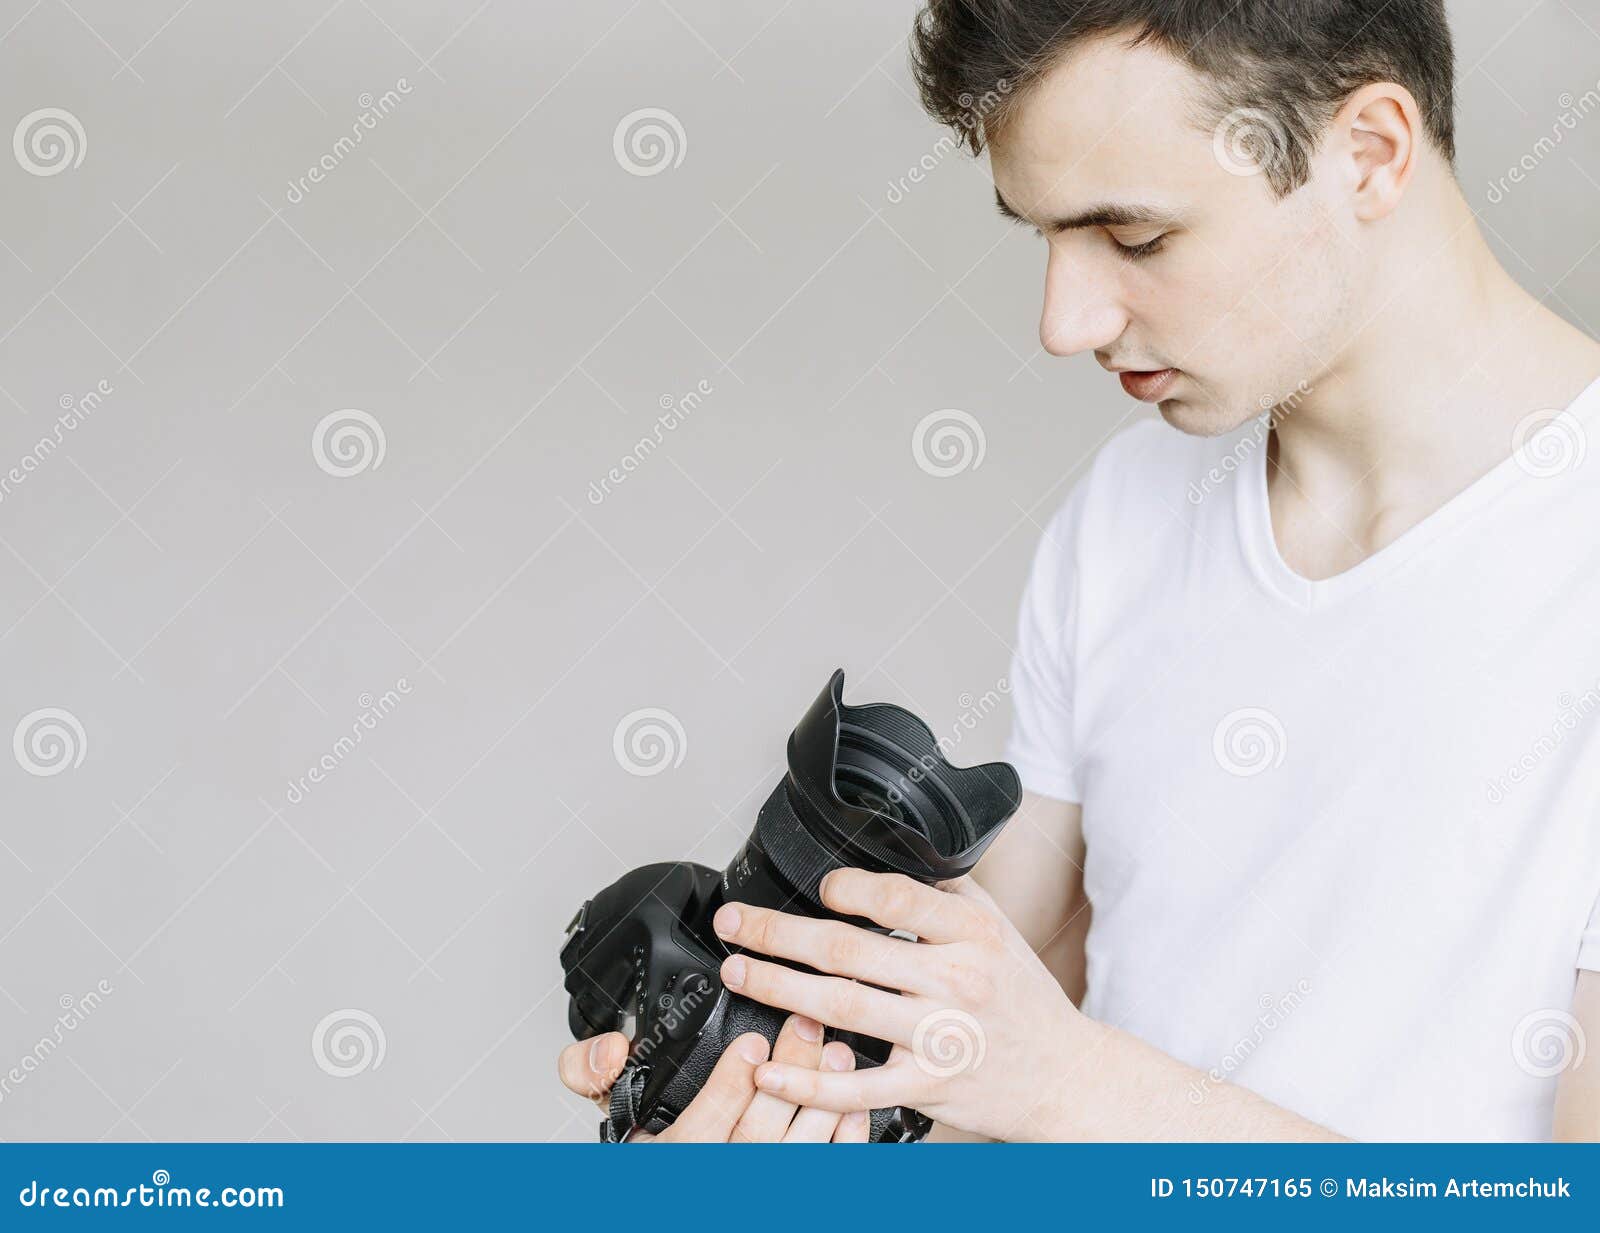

left=1264, top=174, right=1600, bottom=581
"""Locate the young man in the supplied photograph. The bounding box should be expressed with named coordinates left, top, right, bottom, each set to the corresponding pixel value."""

left=560, top=0, right=1600, bottom=1140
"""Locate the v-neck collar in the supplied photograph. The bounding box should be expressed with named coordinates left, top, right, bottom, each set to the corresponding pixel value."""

left=1236, top=375, right=1600, bottom=613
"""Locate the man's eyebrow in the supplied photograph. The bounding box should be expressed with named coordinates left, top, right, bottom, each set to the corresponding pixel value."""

left=994, top=188, right=1178, bottom=232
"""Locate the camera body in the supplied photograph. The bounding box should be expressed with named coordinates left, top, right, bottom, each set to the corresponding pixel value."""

left=560, top=670, right=1022, bottom=1142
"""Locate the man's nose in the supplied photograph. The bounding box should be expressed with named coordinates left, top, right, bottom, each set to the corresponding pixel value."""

left=1038, top=247, right=1128, bottom=358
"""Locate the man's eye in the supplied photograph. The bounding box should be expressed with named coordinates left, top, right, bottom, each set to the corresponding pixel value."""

left=1114, top=233, right=1167, bottom=261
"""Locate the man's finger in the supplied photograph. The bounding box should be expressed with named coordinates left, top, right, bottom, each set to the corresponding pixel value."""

left=721, top=952, right=924, bottom=1046
left=833, top=1109, right=871, bottom=1142
left=783, top=1041, right=856, bottom=1142
left=732, top=1014, right=823, bottom=1142
left=664, top=1032, right=769, bottom=1141
left=753, top=1055, right=922, bottom=1114
left=713, top=902, right=938, bottom=994
left=558, top=1032, right=629, bottom=1104
left=819, top=869, right=984, bottom=943
left=938, top=873, right=998, bottom=911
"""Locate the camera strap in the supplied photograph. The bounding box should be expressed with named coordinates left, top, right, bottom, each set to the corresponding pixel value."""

left=601, top=1062, right=651, bottom=1143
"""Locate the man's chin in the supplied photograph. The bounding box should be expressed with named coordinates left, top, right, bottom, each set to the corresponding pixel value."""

left=1156, top=397, right=1258, bottom=439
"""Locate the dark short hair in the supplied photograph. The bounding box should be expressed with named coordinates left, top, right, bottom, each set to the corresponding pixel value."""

left=910, top=0, right=1456, bottom=196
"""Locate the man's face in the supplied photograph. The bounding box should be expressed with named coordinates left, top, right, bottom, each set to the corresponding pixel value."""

left=988, top=34, right=1360, bottom=435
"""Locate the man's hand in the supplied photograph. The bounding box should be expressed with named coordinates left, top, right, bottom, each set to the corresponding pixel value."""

left=556, top=1013, right=870, bottom=1142
left=712, top=869, right=1094, bottom=1141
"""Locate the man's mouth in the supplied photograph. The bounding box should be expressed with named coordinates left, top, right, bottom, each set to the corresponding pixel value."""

left=1117, top=368, right=1178, bottom=403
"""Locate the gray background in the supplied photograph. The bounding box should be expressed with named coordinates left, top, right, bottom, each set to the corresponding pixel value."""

left=0, top=0, right=1596, bottom=1141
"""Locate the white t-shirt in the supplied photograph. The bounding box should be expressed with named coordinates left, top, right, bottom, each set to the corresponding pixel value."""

left=1004, top=375, right=1600, bottom=1141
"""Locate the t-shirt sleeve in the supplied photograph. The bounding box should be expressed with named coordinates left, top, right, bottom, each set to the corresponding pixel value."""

left=1002, top=485, right=1087, bottom=804
left=1576, top=886, right=1600, bottom=971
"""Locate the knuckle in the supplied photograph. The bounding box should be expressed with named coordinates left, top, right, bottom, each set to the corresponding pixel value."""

left=825, top=980, right=861, bottom=1025
left=883, top=875, right=918, bottom=919
left=753, top=909, right=783, bottom=955
left=823, top=925, right=860, bottom=971
left=824, top=867, right=860, bottom=906
left=960, top=901, right=1002, bottom=946
left=943, top=956, right=995, bottom=1006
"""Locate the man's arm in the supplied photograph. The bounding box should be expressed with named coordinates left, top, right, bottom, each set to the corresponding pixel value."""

left=715, top=796, right=1600, bottom=1140
left=951, top=790, right=1342, bottom=1140
left=945, top=795, right=1600, bottom=1140
left=972, top=789, right=1091, bottom=1007
left=1552, top=970, right=1600, bottom=1140
left=930, top=789, right=1089, bottom=1140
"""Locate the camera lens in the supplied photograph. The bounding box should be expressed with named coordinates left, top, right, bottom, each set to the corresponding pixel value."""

left=833, top=766, right=906, bottom=826
left=722, top=670, right=1021, bottom=915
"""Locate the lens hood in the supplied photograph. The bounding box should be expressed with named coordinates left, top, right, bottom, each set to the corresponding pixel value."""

left=745, top=670, right=1021, bottom=909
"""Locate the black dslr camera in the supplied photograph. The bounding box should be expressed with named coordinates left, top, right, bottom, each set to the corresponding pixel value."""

left=560, top=670, right=1022, bottom=1142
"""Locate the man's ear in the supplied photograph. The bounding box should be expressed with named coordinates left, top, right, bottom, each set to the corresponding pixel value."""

left=1333, top=82, right=1421, bottom=221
